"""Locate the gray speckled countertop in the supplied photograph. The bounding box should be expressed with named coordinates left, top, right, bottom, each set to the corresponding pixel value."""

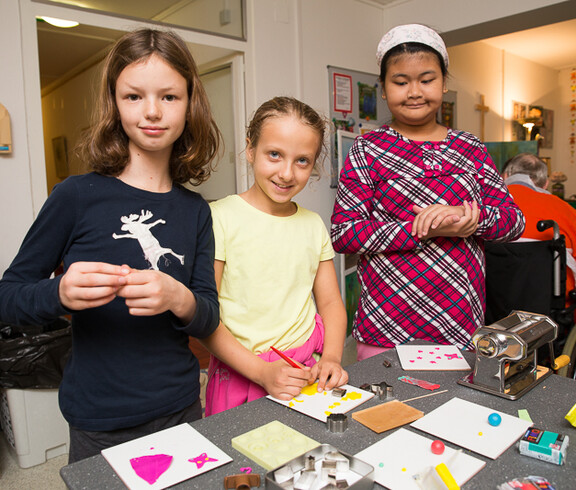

left=60, top=345, right=575, bottom=489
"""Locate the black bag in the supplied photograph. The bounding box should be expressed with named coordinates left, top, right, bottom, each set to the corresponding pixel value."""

left=0, top=317, right=71, bottom=389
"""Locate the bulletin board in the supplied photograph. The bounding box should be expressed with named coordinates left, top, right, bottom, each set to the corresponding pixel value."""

left=328, top=65, right=391, bottom=188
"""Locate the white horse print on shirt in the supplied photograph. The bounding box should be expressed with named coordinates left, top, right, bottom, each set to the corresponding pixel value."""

left=112, top=210, right=184, bottom=270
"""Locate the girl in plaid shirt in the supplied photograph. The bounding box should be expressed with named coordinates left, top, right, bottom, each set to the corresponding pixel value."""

left=331, top=24, right=524, bottom=361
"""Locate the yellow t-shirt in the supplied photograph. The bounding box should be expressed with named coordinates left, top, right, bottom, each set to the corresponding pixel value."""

left=210, top=195, right=335, bottom=354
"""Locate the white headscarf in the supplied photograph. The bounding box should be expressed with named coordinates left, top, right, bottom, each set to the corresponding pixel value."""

left=376, top=24, right=449, bottom=68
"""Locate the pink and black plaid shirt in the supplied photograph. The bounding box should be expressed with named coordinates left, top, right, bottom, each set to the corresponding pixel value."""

left=331, top=126, right=525, bottom=350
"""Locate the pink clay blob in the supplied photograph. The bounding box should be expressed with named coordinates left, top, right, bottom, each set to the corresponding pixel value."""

left=130, top=454, right=173, bottom=485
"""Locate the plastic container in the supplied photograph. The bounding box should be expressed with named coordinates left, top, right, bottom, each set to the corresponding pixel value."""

left=0, top=388, right=69, bottom=468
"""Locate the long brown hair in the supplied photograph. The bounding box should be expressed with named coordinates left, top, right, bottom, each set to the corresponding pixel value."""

left=76, top=28, right=221, bottom=185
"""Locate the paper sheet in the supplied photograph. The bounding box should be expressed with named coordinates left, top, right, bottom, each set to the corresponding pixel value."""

left=396, top=344, right=471, bottom=370
left=102, top=423, right=232, bottom=489
left=410, top=397, right=532, bottom=459
left=355, top=428, right=485, bottom=490
left=267, top=383, right=374, bottom=422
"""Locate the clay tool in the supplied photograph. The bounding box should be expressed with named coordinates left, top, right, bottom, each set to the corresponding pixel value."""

left=401, top=389, right=449, bottom=403
left=398, top=375, right=440, bottom=390
left=270, top=346, right=302, bottom=369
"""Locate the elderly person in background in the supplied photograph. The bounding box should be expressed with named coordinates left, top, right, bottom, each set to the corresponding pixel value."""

left=503, top=152, right=576, bottom=299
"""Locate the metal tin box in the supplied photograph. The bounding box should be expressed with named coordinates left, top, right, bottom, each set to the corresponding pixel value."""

left=265, top=443, right=374, bottom=489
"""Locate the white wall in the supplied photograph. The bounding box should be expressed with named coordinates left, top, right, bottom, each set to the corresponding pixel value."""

left=0, top=0, right=46, bottom=274
left=446, top=42, right=504, bottom=141
left=448, top=42, right=560, bottom=157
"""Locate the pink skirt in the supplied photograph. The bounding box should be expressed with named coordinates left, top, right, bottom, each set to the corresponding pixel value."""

left=356, top=341, right=392, bottom=361
left=204, top=315, right=325, bottom=416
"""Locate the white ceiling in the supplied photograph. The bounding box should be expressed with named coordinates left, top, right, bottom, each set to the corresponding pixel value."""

left=480, top=17, right=576, bottom=70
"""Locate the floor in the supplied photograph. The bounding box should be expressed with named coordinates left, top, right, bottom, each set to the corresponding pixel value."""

left=0, top=433, right=67, bottom=490
left=0, top=337, right=357, bottom=489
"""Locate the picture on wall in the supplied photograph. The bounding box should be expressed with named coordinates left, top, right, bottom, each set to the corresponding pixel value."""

left=512, top=101, right=528, bottom=141
left=345, top=265, right=361, bottom=335
left=528, top=105, right=544, bottom=123
left=333, top=73, right=353, bottom=114
left=513, top=101, right=528, bottom=120
left=358, top=82, right=377, bottom=120
left=511, top=102, right=552, bottom=148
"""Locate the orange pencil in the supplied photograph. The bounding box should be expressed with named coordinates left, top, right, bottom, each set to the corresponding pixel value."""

left=270, top=346, right=302, bottom=369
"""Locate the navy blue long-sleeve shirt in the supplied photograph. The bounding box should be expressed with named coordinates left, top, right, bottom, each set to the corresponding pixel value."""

left=0, top=173, right=219, bottom=431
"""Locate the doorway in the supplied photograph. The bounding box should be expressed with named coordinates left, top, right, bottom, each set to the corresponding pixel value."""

left=194, top=64, right=237, bottom=201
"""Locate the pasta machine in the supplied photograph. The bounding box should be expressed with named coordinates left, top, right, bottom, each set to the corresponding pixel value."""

left=458, top=311, right=569, bottom=400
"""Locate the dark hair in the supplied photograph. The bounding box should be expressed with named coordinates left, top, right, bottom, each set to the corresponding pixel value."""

left=76, top=28, right=221, bottom=185
left=246, top=96, right=327, bottom=169
left=379, top=42, right=448, bottom=84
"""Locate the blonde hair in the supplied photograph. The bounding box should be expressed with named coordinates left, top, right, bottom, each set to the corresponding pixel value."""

left=246, top=96, right=327, bottom=169
left=76, top=28, right=221, bottom=185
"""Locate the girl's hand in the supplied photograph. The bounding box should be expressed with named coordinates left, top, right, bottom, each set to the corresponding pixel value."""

left=310, top=357, right=349, bottom=392
left=441, top=200, right=479, bottom=237
left=117, top=268, right=196, bottom=321
left=412, top=204, right=462, bottom=238
left=259, top=360, right=313, bottom=400
left=426, top=201, right=479, bottom=238
left=412, top=201, right=479, bottom=239
left=58, top=262, right=130, bottom=310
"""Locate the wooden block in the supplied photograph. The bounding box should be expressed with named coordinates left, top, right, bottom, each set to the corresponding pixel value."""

left=352, top=400, right=424, bottom=433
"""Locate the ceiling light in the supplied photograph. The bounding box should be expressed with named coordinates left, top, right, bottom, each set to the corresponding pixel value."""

left=37, top=16, right=79, bottom=28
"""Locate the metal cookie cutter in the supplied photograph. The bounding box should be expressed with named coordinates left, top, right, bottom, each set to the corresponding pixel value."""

left=367, top=381, right=394, bottom=401
left=376, top=381, right=394, bottom=401
left=332, top=387, right=347, bottom=397
left=326, top=413, right=348, bottom=432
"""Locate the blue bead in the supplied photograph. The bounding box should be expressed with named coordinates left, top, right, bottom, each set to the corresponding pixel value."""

left=488, top=413, right=502, bottom=426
